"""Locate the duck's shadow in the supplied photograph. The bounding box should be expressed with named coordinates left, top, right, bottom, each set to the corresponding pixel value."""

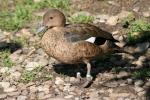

left=53, top=49, right=150, bottom=99
left=53, top=53, right=130, bottom=78
left=53, top=47, right=149, bottom=79
left=0, top=41, right=22, bottom=52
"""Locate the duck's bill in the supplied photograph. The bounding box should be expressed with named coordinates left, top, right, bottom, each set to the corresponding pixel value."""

left=36, top=23, right=48, bottom=36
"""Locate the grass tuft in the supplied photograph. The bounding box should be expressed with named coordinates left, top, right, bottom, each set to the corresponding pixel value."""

left=68, top=13, right=94, bottom=24
left=132, top=68, right=150, bottom=79
left=127, top=20, right=150, bottom=44
left=122, top=13, right=150, bottom=44
left=0, top=0, right=70, bottom=31
left=10, top=36, right=29, bottom=46
left=0, top=50, right=14, bottom=67
left=21, top=66, right=52, bottom=83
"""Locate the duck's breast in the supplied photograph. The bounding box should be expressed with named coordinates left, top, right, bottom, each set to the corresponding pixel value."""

left=41, top=29, right=76, bottom=63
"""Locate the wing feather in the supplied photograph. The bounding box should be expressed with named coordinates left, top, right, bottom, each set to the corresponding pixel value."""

left=64, top=23, right=117, bottom=43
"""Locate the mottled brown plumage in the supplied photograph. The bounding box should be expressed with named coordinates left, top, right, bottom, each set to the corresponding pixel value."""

left=37, top=9, right=118, bottom=87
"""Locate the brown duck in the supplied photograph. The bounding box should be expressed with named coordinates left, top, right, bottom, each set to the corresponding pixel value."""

left=37, top=9, right=119, bottom=87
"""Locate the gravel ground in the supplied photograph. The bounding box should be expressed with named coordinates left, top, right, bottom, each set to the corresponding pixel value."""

left=0, top=0, right=150, bottom=100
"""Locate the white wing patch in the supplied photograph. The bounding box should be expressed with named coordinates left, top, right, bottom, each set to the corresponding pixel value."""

left=85, top=37, right=96, bottom=43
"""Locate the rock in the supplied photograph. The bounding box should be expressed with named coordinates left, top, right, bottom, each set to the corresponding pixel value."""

left=75, top=97, right=80, bottom=100
left=21, top=90, right=28, bottom=96
left=116, top=97, right=125, bottom=100
left=117, top=71, right=129, bottom=78
left=40, top=94, right=52, bottom=99
left=134, top=87, right=144, bottom=92
left=18, top=83, right=26, bottom=90
left=9, top=49, right=22, bottom=62
left=107, top=1, right=119, bottom=6
left=137, top=91, right=146, bottom=96
left=37, top=85, right=49, bottom=93
left=134, top=80, right=144, bottom=87
left=102, top=97, right=109, bottom=100
left=29, top=93, right=36, bottom=99
left=127, top=78, right=133, bottom=84
left=8, top=68, right=16, bottom=73
left=143, top=11, right=150, bottom=17
left=10, top=71, right=21, bottom=80
left=93, top=14, right=109, bottom=23
left=63, top=84, right=71, bottom=92
left=118, top=36, right=124, bottom=41
left=25, top=62, right=40, bottom=71
left=69, top=87, right=76, bottom=93
left=106, top=16, right=119, bottom=26
left=120, top=83, right=127, bottom=86
left=29, top=85, right=38, bottom=93
left=88, top=91, right=99, bottom=100
left=7, top=91, right=20, bottom=96
left=38, top=92, right=45, bottom=99
left=124, top=42, right=150, bottom=54
left=112, top=31, right=120, bottom=39
left=36, top=48, right=47, bottom=56
left=104, top=81, right=119, bottom=88
left=117, top=11, right=131, bottom=19
left=4, top=87, right=16, bottom=92
left=112, top=31, right=127, bottom=47
left=48, top=97, right=66, bottom=100
left=138, top=56, right=146, bottom=62
left=115, top=41, right=126, bottom=48
left=133, top=7, right=140, bottom=12
left=0, top=94, right=7, bottom=99
left=5, top=97, right=16, bottom=100
left=134, top=60, right=143, bottom=67
left=0, top=67, right=9, bottom=73
left=55, top=77, right=65, bottom=85
left=64, top=95, right=74, bottom=99
left=0, top=82, right=10, bottom=89
left=26, top=82, right=35, bottom=87
left=106, top=10, right=131, bottom=26
left=135, top=42, right=150, bottom=53
left=38, top=58, right=49, bottom=67
left=17, top=95, right=27, bottom=100
left=69, top=77, right=76, bottom=83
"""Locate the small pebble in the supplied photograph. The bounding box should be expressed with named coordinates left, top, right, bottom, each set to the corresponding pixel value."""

left=0, top=94, right=7, bottom=99
left=17, top=95, right=27, bottom=100
left=134, top=80, right=144, bottom=87
left=134, top=87, right=144, bottom=92
left=64, top=95, right=74, bottom=99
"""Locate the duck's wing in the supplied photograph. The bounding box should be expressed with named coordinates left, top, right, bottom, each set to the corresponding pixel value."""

left=64, top=24, right=117, bottom=43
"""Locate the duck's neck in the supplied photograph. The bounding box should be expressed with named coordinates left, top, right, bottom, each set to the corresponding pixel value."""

left=100, top=40, right=113, bottom=53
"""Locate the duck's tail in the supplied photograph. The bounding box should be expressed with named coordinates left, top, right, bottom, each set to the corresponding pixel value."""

left=101, top=40, right=132, bottom=54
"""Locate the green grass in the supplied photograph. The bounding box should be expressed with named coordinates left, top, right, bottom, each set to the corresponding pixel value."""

left=0, top=50, right=14, bottom=67
left=21, top=66, right=52, bottom=83
left=0, top=6, right=32, bottom=31
left=0, top=0, right=70, bottom=31
left=122, top=14, right=150, bottom=44
left=33, top=0, right=70, bottom=10
left=68, top=13, right=94, bottom=24
left=10, top=36, right=29, bottom=46
left=127, top=20, right=150, bottom=44
left=132, top=68, right=150, bottom=79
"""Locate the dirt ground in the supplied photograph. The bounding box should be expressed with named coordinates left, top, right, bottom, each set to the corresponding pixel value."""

left=0, top=0, right=150, bottom=100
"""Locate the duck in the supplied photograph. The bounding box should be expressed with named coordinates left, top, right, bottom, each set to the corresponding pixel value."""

left=36, top=9, right=119, bottom=87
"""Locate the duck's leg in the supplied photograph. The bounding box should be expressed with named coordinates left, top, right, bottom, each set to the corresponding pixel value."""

left=78, top=60, right=93, bottom=87
left=74, top=61, right=93, bottom=87
left=84, top=60, right=93, bottom=82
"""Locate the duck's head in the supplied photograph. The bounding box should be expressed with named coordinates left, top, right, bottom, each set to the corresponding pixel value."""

left=36, top=9, right=66, bottom=35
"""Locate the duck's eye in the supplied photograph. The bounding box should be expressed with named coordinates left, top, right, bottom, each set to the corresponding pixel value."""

left=49, top=17, right=53, bottom=19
